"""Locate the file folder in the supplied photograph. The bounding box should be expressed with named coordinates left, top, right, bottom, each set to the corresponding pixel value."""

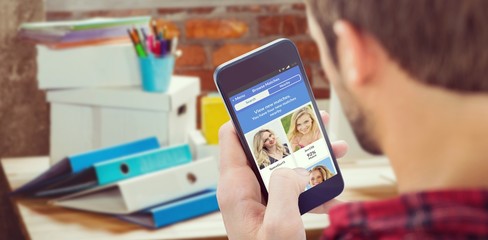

left=50, top=157, right=218, bottom=214
left=13, top=137, right=160, bottom=195
left=33, top=144, right=193, bottom=197
left=117, top=188, right=219, bottom=228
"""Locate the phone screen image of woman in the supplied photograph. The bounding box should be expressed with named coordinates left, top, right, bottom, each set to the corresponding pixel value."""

left=228, top=65, right=337, bottom=190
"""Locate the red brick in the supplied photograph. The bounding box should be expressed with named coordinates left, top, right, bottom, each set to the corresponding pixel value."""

left=292, top=3, right=306, bottom=11
left=189, top=7, right=215, bottom=14
left=212, top=43, right=260, bottom=66
left=303, top=64, right=313, bottom=85
left=226, top=5, right=262, bottom=13
left=174, top=69, right=216, bottom=91
left=258, top=16, right=281, bottom=36
left=282, top=15, right=307, bottom=36
left=312, top=88, right=330, bottom=99
left=227, top=5, right=280, bottom=13
left=295, top=41, right=320, bottom=61
left=157, top=8, right=185, bottom=15
left=263, top=5, right=282, bottom=13
left=186, top=19, right=248, bottom=39
left=258, top=15, right=307, bottom=37
left=175, top=45, right=206, bottom=67
left=46, top=11, right=73, bottom=21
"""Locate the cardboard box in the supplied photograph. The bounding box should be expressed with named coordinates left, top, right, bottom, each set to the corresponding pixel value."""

left=37, top=44, right=140, bottom=89
left=47, top=76, right=199, bottom=164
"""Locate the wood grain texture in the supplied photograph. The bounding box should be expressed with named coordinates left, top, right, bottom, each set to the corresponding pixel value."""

left=2, top=156, right=397, bottom=240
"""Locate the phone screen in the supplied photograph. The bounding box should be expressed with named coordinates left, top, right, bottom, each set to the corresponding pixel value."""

left=228, top=63, right=337, bottom=191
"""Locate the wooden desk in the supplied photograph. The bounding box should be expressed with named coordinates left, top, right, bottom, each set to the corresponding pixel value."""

left=2, top=156, right=397, bottom=240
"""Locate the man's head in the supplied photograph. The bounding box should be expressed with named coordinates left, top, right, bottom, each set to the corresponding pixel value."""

left=305, top=0, right=488, bottom=154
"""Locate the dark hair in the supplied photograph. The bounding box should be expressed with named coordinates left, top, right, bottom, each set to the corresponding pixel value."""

left=306, top=0, right=488, bottom=92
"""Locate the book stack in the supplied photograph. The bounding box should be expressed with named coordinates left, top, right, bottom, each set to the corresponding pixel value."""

left=13, top=136, right=220, bottom=229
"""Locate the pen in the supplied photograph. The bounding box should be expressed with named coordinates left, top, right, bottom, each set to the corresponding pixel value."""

left=141, top=28, right=148, bottom=41
left=151, top=19, right=159, bottom=40
left=160, top=39, right=168, bottom=56
left=127, top=29, right=147, bottom=57
left=134, top=27, right=147, bottom=54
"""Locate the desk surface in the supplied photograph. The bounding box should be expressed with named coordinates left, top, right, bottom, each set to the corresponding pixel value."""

left=2, top=156, right=397, bottom=240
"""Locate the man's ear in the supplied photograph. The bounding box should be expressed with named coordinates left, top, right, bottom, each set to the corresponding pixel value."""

left=333, top=21, right=376, bottom=88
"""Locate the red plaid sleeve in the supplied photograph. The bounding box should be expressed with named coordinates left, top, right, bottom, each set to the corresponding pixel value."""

left=321, top=189, right=488, bottom=239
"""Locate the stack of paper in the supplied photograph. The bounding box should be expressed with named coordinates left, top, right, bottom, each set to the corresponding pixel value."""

left=19, top=16, right=150, bottom=48
left=13, top=136, right=220, bottom=229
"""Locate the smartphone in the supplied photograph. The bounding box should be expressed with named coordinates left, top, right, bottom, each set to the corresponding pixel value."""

left=214, top=38, right=344, bottom=214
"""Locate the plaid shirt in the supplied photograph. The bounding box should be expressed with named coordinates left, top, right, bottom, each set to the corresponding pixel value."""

left=322, top=189, right=488, bottom=239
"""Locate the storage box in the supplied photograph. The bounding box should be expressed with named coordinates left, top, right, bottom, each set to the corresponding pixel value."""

left=47, top=76, right=200, bottom=164
left=37, top=44, right=140, bottom=89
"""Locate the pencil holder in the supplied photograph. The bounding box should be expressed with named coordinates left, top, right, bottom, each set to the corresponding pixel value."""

left=138, top=54, right=175, bottom=92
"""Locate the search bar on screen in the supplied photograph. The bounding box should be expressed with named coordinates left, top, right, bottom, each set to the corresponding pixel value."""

left=234, top=74, right=301, bottom=112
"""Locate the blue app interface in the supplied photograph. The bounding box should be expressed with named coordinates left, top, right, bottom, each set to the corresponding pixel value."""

left=229, top=66, right=337, bottom=190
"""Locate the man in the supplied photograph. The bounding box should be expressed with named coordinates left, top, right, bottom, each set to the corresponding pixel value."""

left=217, top=0, right=488, bottom=239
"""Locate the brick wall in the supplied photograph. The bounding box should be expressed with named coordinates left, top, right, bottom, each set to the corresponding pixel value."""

left=46, top=3, right=330, bottom=99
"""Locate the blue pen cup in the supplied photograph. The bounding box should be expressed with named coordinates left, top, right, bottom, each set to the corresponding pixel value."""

left=138, top=54, right=175, bottom=92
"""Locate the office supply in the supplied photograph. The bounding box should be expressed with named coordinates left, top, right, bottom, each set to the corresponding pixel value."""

left=201, top=95, right=230, bottom=145
left=127, top=29, right=147, bottom=57
left=117, top=189, right=219, bottom=229
left=127, top=19, right=179, bottom=93
left=50, top=157, right=219, bottom=214
left=139, top=54, right=175, bottom=92
left=12, top=137, right=160, bottom=195
left=31, top=144, right=192, bottom=197
left=95, top=144, right=192, bottom=185
left=2, top=156, right=397, bottom=240
left=47, top=76, right=199, bottom=164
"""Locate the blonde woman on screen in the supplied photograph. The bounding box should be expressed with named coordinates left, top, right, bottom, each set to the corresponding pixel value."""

left=309, top=165, right=334, bottom=187
left=288, top=106, right=321, bottom=151
left=253, top=129, right=290, bottom=169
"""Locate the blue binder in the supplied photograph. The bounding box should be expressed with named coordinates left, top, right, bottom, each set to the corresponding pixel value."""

left=95, top=144, right=193, bottom=185
left=13, top=137, right=160, bottom=195
left=30, top=144, right=193, bottom=197
left=117, top=188, right=219, bottom=228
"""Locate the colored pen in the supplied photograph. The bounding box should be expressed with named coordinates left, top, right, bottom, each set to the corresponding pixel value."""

left=133, top=27, right=147, bottom=54
left=151, top=19, right=159, bottom=40
left=153, top=39, right=162, bottom=57
left=128, top=29, right=147, bottom=57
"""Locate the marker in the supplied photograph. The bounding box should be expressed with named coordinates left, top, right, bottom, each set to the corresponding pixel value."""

left=127, top=29, right=147, bottom=57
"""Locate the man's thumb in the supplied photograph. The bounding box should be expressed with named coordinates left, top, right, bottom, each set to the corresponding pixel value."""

left=262, top=168, right=309, bottom=225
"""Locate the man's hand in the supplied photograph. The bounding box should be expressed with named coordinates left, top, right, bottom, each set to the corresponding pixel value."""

left=217, top=111, right=348, bottom=240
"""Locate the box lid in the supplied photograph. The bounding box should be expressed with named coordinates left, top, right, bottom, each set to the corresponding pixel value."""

left=47, top=76, right=200, bottom=111
left=37, top=44, right=141, bottom=89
